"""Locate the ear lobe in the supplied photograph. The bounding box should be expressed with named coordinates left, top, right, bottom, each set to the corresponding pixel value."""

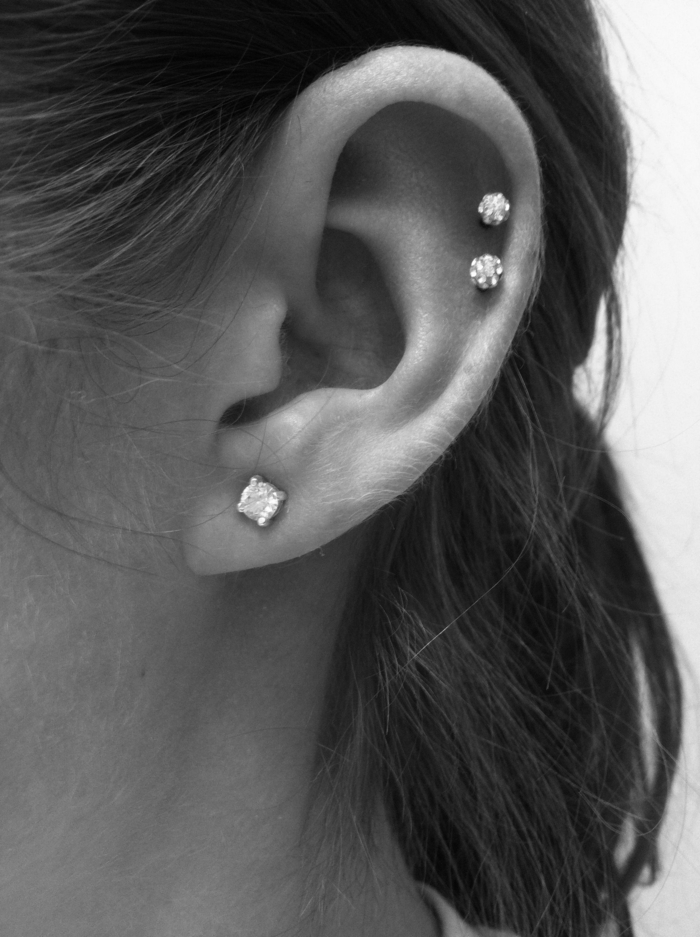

left=182, top=46, right=541, bottom=574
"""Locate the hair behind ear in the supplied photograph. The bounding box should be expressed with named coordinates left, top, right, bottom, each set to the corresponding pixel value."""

left=324, top=393, right=681, bottom=936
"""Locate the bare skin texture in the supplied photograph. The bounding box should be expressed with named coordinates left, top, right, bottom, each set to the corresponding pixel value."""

left=0, top=48, right=541, bottom=936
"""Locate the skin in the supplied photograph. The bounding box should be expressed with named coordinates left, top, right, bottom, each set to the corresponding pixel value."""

left=0, top=320, right=437, bottom=937
left=0, top=190, right=440, bottom=937
left=0, top=46, right=540, bottom=936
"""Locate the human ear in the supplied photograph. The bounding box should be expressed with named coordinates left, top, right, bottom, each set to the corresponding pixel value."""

left=182, top=45, right=541, bottom=574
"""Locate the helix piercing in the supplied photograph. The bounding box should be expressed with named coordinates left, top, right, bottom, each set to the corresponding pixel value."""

left=237, top=475, right=287, bottom=527
left=470, top=254, right=503, bottom=291
left=478, top=192, right=510, bottom=227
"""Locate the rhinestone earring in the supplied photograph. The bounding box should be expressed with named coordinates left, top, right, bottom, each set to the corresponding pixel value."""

left=478, top=192, right=510, bottom=226
left=237, top=475, right=287, bottom=527
left=470, top=254, right=503, bottom=291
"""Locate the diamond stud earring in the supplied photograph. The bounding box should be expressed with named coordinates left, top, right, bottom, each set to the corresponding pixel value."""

left=470, top=254, right=503, bottom=290
left=237, top=475, right=287, bottom=527
left=478, top=192, right=510, bottom=227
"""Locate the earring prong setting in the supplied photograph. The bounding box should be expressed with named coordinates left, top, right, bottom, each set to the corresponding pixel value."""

left=470, top=254, right=503, bottom=290
left=237, top=475, right=287, bottom=527
left=478, top=192, right=510, bottom=227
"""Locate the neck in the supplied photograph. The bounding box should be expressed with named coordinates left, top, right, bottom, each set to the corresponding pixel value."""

left=0, top=531, right=436, bottom=937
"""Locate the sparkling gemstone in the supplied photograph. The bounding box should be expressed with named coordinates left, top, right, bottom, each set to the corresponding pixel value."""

left=478, top=192, right=510, bottom=226
left=237, top=475, right=287, bottom=527
left=470, top=254, right=503, bottom=290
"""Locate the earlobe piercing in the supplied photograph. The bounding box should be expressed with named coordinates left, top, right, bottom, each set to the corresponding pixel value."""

left=478, top=192, right=510, bottom=226
left=470, top=254, right=503, bottom=290
left=237, top=475, right=287, bottom=527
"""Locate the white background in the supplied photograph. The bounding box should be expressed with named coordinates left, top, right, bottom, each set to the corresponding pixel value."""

left=602, top=1, right=700, bottom=933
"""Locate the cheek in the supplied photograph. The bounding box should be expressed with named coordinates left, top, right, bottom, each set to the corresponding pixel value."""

left=0, top=329, right=217, bottom=568
left=0, top=320, right=238, bottom=868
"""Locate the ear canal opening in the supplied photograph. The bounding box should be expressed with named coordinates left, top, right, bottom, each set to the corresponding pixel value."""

left=311, top=227, right=405, bottom=386
left=220, top=227, right=405, bottom=429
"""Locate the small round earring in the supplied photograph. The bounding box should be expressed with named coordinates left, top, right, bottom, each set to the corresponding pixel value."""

left=470, top=254, right=503, bottom=291
left=478, top=192, right=510, bottom=227
left=237, top=475, right=287, bottom=527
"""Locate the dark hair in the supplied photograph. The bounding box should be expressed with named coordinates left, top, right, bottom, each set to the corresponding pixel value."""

left=0, top=2, right=683, bottom=936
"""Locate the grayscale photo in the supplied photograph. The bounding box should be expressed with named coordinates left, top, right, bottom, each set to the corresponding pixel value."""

left=0, top=1, right=697, bottom=935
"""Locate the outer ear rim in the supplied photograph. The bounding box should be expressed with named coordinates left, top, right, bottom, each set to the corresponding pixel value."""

left=259, top=46, right=541, bottom=296
left=182, top=46, right=542, bottom=575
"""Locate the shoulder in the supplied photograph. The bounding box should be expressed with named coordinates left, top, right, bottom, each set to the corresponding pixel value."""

left=420, top=886, right=519, bottom=937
